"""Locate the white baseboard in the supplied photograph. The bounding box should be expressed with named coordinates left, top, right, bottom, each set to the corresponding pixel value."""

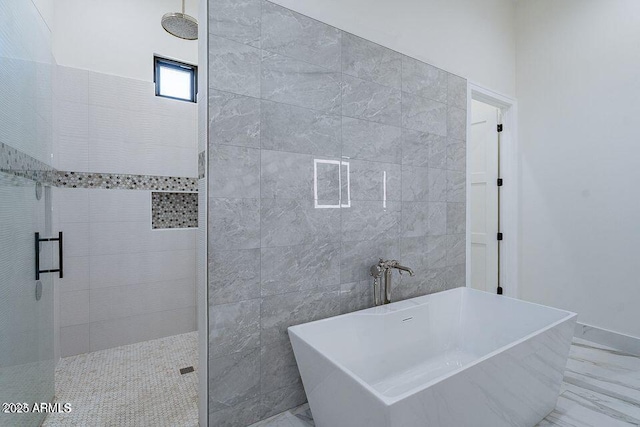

left=574, top=322, right=640, bottom=356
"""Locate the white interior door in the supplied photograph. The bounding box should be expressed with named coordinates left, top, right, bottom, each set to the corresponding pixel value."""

left=470, top=100, right=499, bottom=292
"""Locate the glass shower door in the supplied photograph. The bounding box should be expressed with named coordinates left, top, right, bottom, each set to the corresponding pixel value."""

left=0, top=174, right=55, bottom=426
left=0, top=0, right=56, bottom=424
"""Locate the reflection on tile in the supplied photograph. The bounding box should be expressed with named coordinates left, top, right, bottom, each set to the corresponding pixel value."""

left=348, top=160, right=401, bottom=202
left=341, top=32, right=401, bottom=88
left=315, top=160, right=340, bottom=204
left=342, top=75, right=401, bottom=126
left=537, top=339, right=640, bottom=427
left=262, top=1, right=341, bottom=71
left=261, top=51, right=341, bottom=115
left=261, top=101, right=341, bottom=156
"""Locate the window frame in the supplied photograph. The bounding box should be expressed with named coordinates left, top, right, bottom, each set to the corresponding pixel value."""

left=154, top=56, right=198, bottom=103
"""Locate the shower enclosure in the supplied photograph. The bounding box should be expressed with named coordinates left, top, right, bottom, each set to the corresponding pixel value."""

left=0, top=0, right=56, bottom=425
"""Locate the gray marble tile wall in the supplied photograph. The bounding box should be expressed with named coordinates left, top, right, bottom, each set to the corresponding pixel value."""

left=207, top=1, right=467, bottom=424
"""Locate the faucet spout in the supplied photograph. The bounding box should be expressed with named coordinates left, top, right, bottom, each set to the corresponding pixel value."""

left=392, top=264, right=414, bottom=276
left=370, top=259, right=415, bottom=306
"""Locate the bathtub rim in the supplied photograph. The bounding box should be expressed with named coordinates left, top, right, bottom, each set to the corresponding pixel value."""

left=288, top=287, right=577, bottom=406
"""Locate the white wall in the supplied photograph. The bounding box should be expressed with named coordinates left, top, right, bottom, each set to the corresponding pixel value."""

left=516, top=0, right=640, bottom=338
left=51, top=0, right=200, bottom=357
left=53, top=0, right=198, bottom=81
left=32, top=0, right=54, bottom=32
left=270, top=0, right=516, bottom=97
left=53, top=66, right=198, bottom=357
left=54, top=66, right=197, bottom=176
left=56, top=187, right=197, bottom=356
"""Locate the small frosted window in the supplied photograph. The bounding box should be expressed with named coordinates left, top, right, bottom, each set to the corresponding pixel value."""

left=154, top=56, right=197, bottom=102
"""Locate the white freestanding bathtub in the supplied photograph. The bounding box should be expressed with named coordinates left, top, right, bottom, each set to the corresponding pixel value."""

left=288, top=287, right=576, bottom=427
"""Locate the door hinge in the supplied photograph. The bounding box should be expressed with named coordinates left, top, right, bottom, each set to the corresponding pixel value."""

left=497, top=124, right=503, bottom=132
left=497, top=178, right=503, bottom=186
left=497, top=232, right=503, bottom=241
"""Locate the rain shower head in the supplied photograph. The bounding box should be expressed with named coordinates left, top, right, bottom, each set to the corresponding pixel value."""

left=162, top=0, right=198, bottom=40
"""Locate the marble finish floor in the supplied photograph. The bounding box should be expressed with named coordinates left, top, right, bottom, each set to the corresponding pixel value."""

left=254, top=338, right=640, bottom=427
left=43, top=332, right=198, bottom=427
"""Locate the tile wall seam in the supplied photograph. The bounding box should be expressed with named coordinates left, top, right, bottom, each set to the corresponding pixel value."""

left=210, top=83, right=449, bottom=134
left=86, top=304, right=197, bottom=325
left=260, top=149, right=402, bottom=167
left=400, top=49, right=405, bottom=272
left=258, top=0, right=265, bottom=415
left=204, top=0, right=211, bottom=421
left=75, top=275, right=197, bottom=292
left=339, top=28, right=344, bottom=290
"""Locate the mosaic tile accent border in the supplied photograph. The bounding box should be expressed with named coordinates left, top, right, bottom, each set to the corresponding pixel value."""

left=0, top=142, right=199, bottom=192
left=0, top=141, right=56, bottom=185
left=152, top=192, right=199, bottom=229
left=198, top=151, right=205, bottom=179
left=55, top=171, right=198, bottom=191
left=1, top=142, right=199, bottom=192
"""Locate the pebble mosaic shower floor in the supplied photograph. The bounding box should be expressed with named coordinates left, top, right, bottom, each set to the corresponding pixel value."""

left=43, top=332, right=198, bottom=427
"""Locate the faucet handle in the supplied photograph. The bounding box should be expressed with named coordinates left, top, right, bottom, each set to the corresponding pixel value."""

left=370, top=264, right=383, bottom=278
